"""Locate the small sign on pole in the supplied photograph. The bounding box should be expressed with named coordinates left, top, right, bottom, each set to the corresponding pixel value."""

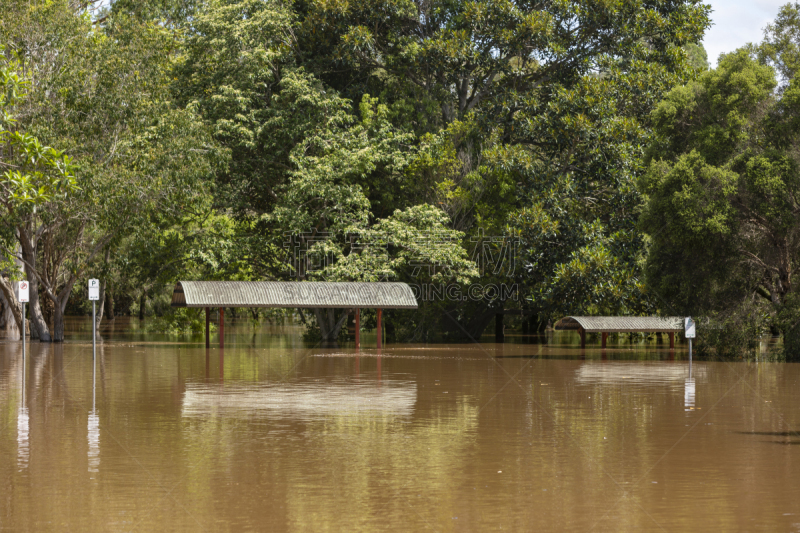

left=685, top=317, right=696, bottom=339
left=89, top=279, right=99, bottom=362
left=685, top=316, right=696, bottom=370
left=17, top=281, right=28, bottom=357
left=88, top=279, right=100, bottom=301
left=16, top=281, right=29, bottom=303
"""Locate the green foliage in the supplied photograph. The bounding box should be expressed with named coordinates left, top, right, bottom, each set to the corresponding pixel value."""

left=641, top=28, right=800, bottom=354
left=0, top=0, right=220, bottom=340
left=757, top=2, right=800, bottom=84
left=692, top=309, right=768, bottom=360
left=685, top=43, right=710, bottom=71
left=0, top=48, right=77, bottom=215
left=2, top=0, right=720, bottom=342
left=147, top=307, right=214, bottom=333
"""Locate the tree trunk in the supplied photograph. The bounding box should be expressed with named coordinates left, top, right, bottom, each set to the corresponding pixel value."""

left=0, top=277, right=22, bottom=340
left=96, top=278, right=106, bottom=327
left=50, top=278, right=79, bottom=343
left=52, top=300, right=65, bottom=342
left=105, top=286, right=114, bottom=321
left=139, top=292, right=146, bottom=320
left=42, top=295, right=54, bottom=333
left=19, top=228, right=50, bottom=342
left=313, top=308, right=348, bottom=342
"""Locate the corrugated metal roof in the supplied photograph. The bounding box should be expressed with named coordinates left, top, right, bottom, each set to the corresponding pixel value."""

left=171, top=281, right=418, bottom=309
left=554, top=316, right=683, bottom=333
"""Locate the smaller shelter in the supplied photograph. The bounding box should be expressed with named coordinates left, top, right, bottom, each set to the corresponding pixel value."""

left=554, top=316, right=683, bottom=349
left=171, top=281, right=417, bottom=349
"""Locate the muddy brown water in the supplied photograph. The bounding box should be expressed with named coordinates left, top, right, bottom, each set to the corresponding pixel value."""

left=2, top=317, right=800, bottom=531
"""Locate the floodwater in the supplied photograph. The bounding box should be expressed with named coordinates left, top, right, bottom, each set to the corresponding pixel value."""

left=2, top=318, right=800, bottom=531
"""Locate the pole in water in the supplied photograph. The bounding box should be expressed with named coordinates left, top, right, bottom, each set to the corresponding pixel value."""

left=22, top=302, right=25, bottom=361
left=92, top=336, right=96, bottom=412
left=92, top=300, right=96, bottom=362
left=88, top=279, right=100, bottom=361
left=684, top=316, right=696, bottom=378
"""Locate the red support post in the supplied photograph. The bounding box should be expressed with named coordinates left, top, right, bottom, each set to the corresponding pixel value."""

left=669, top=332, right=675, bottom=349
left=376, top=308, right=382, bottom=349
left=219, top=307, right=224, bottom=349
left=355, top=308, right=360, bottom=349
left=205, top=307, right=210, bottom=348
left=601, top=332, right=607, bottom=348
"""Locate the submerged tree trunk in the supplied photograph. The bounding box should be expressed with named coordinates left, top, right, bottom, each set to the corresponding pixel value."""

left=313, top=308, right=349, bottom=342
left=52, top=301, right=65, bottom=343
left=50, top=276, right=79, bottom=343
left=19, top=228, right=50, bottom=342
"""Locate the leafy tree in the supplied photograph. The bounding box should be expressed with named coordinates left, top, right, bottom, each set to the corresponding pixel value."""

left=640, top=47, right=800, bottom=354
left=758, top=1, right=800, bottom=85
left=176, top=0, right=476, bottom=340
left=0, top=47, right=76, bottom=337
left=0, top=1, right=218, bottom=340
left=292, top=0, right=711, bottom=334
left=685, top=43, right=710, bottom=70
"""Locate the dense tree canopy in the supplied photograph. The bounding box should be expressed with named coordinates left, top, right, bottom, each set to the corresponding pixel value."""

left=13, top=0, right=780, bottom=347
left=640, top=44, right=800, bottom=355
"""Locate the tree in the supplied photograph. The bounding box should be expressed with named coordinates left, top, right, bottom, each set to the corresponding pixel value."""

left=0, top=47, right=77, bottom=338
left=0, top=1, right=218, bottom=340
left=176, top=0, right=477, bottom=341
left=292, top=0, right=711, bottom=333
left=639, top=47, right=800, bottom=353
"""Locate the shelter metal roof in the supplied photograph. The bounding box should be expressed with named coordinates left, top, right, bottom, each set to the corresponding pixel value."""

left=554, top=316, right=683, bottom=333
left=171, top=281, right=418, bottom=309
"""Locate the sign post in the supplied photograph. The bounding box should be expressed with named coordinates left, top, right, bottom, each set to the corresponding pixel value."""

left=685, top=317, right=696, bottom=376
left=16, top=281, right=29, bottom=359
left=89, top=279, right=100, bottom=361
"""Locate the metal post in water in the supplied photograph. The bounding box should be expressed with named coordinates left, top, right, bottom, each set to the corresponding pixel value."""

left=688, top=338, right=693, bottom=379
left=92, top=340, right=96, bottom=412
left=21, top=303, right=26, bottom=406
left=92, top=300, right=96, bottom=362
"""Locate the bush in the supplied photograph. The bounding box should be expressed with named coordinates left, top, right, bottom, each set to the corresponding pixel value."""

left=692, top=307, right=767, bottom=360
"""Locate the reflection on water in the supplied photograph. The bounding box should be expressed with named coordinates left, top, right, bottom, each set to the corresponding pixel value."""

left=2, top=317, right=800, bottom=531
left=182, top=380, right=417, bottom=418
left=87, top=412, right=99, bottom=474
left=574, top=361, right=706, bottom=384
left=684, top=378, right=696, bottom=410
left=17, top=406, right=29, bottom=471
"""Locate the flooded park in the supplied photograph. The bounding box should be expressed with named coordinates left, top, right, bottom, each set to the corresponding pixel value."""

left=2, top=318, right=800, bottom=531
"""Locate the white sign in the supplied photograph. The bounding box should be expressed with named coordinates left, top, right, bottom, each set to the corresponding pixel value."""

left=685, top=317, right=696, bottom=339
left=16, top=281, right=29, bottom=303
left=88, top=279, right=100, bottom=301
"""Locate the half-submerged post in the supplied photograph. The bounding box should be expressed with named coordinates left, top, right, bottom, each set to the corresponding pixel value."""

left=205, top=307, right=210, bottom=348
left=601, top=332, right=608, bottom=348
left=354, top=308, right=360, bottom=349
left=580, top=328, right=586, bottom=349
left=89, top=279, right=99, bottom=361
left=17, top=281, right=28, bottom=359
left=219, top=307, right=224, bottom=349
left=376, top=308, right=382, bottom=349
